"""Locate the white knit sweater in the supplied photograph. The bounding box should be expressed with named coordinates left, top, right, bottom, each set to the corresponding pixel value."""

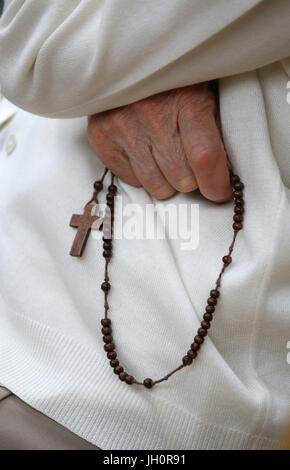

left=0, top=0, right=290, bottom=450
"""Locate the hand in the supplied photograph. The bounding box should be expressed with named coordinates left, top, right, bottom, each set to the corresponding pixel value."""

left=87, top=83, right=232, bottom=202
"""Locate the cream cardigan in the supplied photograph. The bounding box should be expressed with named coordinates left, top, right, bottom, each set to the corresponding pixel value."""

left=0, top=0, right=290, bottom=449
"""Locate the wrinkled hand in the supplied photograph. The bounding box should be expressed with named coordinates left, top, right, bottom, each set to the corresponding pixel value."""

left=87, top=83, right=232, bottom=201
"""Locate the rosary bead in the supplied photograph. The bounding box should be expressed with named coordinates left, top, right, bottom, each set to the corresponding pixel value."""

left=108, top=184, right=118, bottom=194
left=103, top=335, right=113, bottom=344
left=234, top=214, right=243, bottom=222
left=119, top=372, right=127, bottom=381
left=201, top=321, right=211, bottom=330
left=182, top=355, right=193, bottom=366
left=114, top=365, right=124, bottom=375
left=198, top=328, right=208, bottom=337
left=110, top=359, right=119, bottom=368
left=233, top=222, right=243, bottom=231
left=234, top=182, right=244, bottom=191
left=210, top=289, right=220, bottom=298
left=125, top=375, right=135, bottom=385
left=194, top=335, right=204, bottom=345
left=102, top=326, right=112, bottom=335
left=103, top=241, right=112, bottom=250
left=205, top=305, right=215, bottom=314
left=233, top=190, right=243, bottom=199
left=101, top=281, right=111, bottom=292
left=107, top=351, right=117, bottom=360
left=231, top=175, right=240, bottom=184
left=94, top=180, right=103, bottom=191
left=106, top=194, right=114, bottom=203
left=104, top=342, right=115, bottom=352
left=143, top=378, right=153, bottom=389
left=222, top=255, right=232, bottom=265
left=234, top=206, right=244, bottom=214
left=101, top=318, right=111, bottom=327
left=207, top=297, right=217, bottom=306
left=203, top=312, right=213, bottom=322
left=235, top=198, right=244, bottom=207
left=103, top=250, right=112, bottom=259
left=191, top=342, right=200, bottom=351
left=187, top=349, right=197, bottom=359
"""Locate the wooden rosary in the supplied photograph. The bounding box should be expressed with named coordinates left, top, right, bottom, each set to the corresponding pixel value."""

left=69, top=168, right=244, bottom=389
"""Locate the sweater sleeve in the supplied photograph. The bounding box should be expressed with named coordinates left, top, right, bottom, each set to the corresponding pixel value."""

left=0, top=0, right=289, bottom=118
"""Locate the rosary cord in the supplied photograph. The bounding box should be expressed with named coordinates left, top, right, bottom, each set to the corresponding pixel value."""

left=85, top=167, right=108, bottom=206
left=100, top=172, right=245, bottom=389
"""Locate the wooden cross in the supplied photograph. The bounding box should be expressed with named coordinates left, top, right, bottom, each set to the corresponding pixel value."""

left=69, top=203, right=102, bottom=257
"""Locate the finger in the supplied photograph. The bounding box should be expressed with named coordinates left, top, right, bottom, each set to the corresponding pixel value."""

left=179, top=110, right=232, bottom=202
left=132, top=98, right=197, bottom=193
left=151, top=136, right=198, bottom=193
left=127, top=142, right=176, bottom=200
left=87, top=118, right=141, bottom=187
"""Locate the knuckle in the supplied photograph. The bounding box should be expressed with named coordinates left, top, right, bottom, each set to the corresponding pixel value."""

left=189, top=145, right=218, bottom=171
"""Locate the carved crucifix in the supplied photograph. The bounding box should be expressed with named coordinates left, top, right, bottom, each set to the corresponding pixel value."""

left=69, top=203, right=102, bottom=257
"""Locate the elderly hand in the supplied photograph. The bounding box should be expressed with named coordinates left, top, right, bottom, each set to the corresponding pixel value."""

left=87, top=83, right=232, bottom=202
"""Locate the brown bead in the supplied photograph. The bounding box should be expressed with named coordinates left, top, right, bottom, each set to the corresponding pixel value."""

left=103, top=335, right=113, bottom=344
left=234, top=206, right=244, bottom=214
left=233, top=190, right=243, bottom=199
left=182, top=355, right=193, bottom=366
left=101, top=281, right=111, bottom=292
left=108, top=184, right=117, bottom=194
left=94, top=180, right=103, bottom=191
left=110, top=359, right=119, bottom=368
left=210, top=289, right=220, bottom=298
left=235, top=198, right=244, bottom=207
left=107, top=351, right=117, bottom=360
left=201, top=321, right=211, bottom=330
left=114, top=365, right=124, bottom=375
left=194, top=335, right=204, bottom=345
left=102, top=326, right=112, bottom=335
left=125, top=375, right=135, bottom=385
left=191, top=342, right=200, bottom=351
left=101, top=318, right=111, bottom=327
left=198, top=328, right=207, bottom=337
left=206, top=305, right=215, bottom=314
left=203, top=313, right=213, bottom=322
left=103, top=250, right=112, bottom=259
left=119, top=372, right=127, bottom=381
left=231, top=175, right=240, bottom=184
left=106, top=194, right=114, bottom=203
left=143, top=378, right=153, bottom=389
left=233, top=222, right=243, bottom=231
left=104, top=342, right=115, bottom=352
left=234, top=182, right=244, bottom=191
left=222, top=255, right=232, bottom=265
left=187, top=349, right=197, bottom=359
left=103, top=241, right=112, bottom=250
left=234, top=214, right=243, bottom=222
left=207, top=297, right=217, bottom=306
